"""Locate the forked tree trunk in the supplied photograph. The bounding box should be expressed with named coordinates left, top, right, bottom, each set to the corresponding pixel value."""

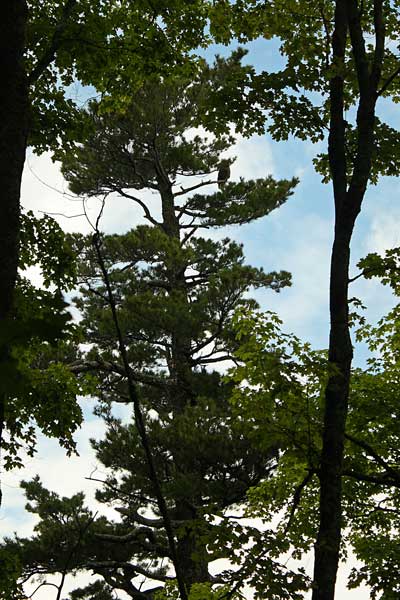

left=312, top=1, right=385, bottom=598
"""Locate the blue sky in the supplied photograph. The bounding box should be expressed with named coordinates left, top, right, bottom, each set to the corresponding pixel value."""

left=2, top=34, right=399, bottom=599
left=199, top=36, right=400, bottom=355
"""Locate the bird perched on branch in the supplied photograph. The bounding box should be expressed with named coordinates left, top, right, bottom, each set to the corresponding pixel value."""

left=217, top=159, right=231, bottom=189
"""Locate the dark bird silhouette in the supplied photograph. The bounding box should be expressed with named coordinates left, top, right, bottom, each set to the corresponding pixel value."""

left=217, top=160, right=231, bottom=189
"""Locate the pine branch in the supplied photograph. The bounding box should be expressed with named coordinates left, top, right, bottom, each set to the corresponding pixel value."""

left=116, top=188, right=161, bottom=227
left=94, top=530, right=171, bottom=557
left=69, top=358, right=169, bottom=389
left=115, top=507, right=183, bottom=529
left=85, top=475, right=156, bottom=506
left=88, top=559, right=171, bottom=582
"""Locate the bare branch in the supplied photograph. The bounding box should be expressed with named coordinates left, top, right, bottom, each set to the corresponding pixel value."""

left=345, top=432, right=400, bottom=482
left=95, top=529, right=171, bottom=558
left=342, top=469, right=400, bottom=487
left=181, top=225, right=200, bottom=246
left=283, top=470, right=315, bottom=534
left=116, top=188, right=161, bottom=227
left=87, top=560, right=173, bottom=582
left=196, top=354, right=236, bottom=365
left=174, top=178, right=215, bottom=197
left=115, top=507, right=185, bottom=530
left=30, top=581, right=59, bottom=598
left=176, top=205, right=202, bottom=220
left=377, top=64, right=400, bottom=97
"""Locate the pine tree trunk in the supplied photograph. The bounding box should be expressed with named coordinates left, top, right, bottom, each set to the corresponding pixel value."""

left=159, top=182, right=211, bottom=589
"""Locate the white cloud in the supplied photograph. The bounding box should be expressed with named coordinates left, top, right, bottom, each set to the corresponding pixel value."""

left=224, top=133, right=276, bottom=179
left=22, top=152, right=150, bottom=235
left=364, top=203, right=400, bottom=255
left=0, top=409, right=107, bottom=536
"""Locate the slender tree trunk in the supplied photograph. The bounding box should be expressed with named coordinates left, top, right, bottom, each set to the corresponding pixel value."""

left=0, top=0, right=29, bottom=323
left=312, top=1, right=385, bottom=598
left=0, top=0, right=29, bottom=507
left=0, top=0, right=78, bottom=325
left=312, top=3, right=349, bottom=597
left=0, top=0, right=80, bottom=507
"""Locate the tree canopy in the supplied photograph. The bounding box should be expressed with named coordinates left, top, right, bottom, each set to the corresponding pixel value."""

left=1, top=1, right=400, bottom=600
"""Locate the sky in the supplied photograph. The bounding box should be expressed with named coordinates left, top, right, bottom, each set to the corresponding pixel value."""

left=1, top=34, right=399, bottom=600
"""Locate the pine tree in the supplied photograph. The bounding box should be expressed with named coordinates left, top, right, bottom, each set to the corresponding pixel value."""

left=11, top=68, right=299, bottom=599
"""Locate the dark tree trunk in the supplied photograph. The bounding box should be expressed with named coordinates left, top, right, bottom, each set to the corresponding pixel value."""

left=312, top=1, right=385, bottom=598
left=0, top=0, right=84, bottom=513
left=0, top=0, right=29, bottom=506
left=0, top=0, right=29, bottom=323
left=175, top=504, right=211, bottom=588
left=312, top=4, right=349, bottom=597
left=159, top=179, right=211, bottom=589
left=0, top=0, right=80, bottom=507
left=0, top=0, right=79, bottom=326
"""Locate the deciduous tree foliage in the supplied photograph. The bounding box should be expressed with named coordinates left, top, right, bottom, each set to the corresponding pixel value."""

left=194, top=2, right=400, bottom=598
left=0, top=212, right=88, bottom=468
left=225, top=256, right=400, bottom=600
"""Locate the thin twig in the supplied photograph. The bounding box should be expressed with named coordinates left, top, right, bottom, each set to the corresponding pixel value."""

left=38, top=210, right=86, bottom=219
left=345, top=432, right=400, bottom=482
left=174, top=178, right=215, bottom=197
left=26, top=158, right=79, bottom=201
left=377, top=64, right=400, bottom=97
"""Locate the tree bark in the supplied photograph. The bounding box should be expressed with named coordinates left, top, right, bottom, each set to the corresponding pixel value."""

left=0, top=0, right=79, bottom=327
left=159, top=179, right=211, bottom=588
left=0, top=0, right=29, bottom=324
left=0, top=0, right=29, bottom=507
left=312, top=1, right=385, bottom=598
left=0, top=0, right=79, bottom=507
